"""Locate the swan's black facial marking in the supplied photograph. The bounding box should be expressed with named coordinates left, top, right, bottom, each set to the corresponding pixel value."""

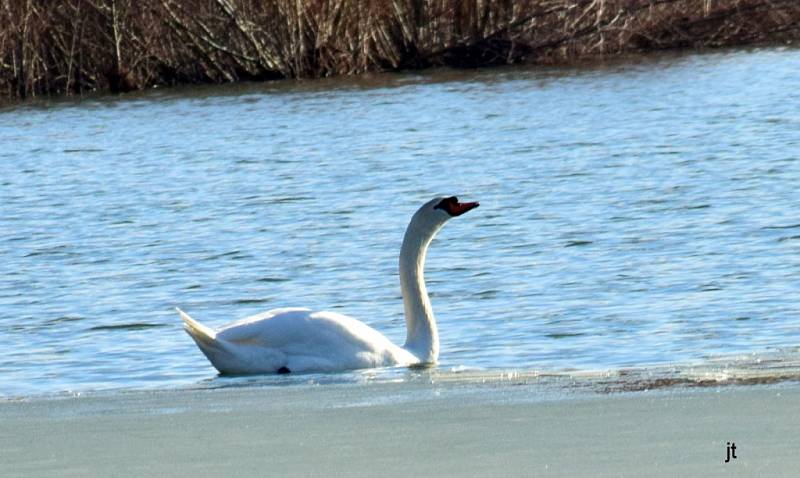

left=277, top=366, right=291, bottom=374
left=434, top=196, right=459, bottom=213
left=434, top=196, right=479, bottom=217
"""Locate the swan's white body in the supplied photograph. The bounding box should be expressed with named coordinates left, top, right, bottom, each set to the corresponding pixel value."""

left=179, top=307, right=418, bottom=374
left=178, top=196, right=478, bottom=374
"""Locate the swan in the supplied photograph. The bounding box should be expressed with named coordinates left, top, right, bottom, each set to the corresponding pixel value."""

left=177, top=195, right=479, bottom=374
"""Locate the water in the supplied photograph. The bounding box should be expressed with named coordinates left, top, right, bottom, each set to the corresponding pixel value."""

left=1, top=48, right=799, bottom=399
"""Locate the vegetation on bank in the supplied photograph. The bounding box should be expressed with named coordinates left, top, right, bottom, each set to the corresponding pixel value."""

left=1, top=0, right=799, bottom=99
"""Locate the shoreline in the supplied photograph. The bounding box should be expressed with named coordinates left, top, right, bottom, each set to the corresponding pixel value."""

left=4, top=347, right=800, bottom=402
left=0, top=44, right=795, bottom=111
left=3, top=345, right=800, bottom=402
left=2, top=379, right=798, bottom=477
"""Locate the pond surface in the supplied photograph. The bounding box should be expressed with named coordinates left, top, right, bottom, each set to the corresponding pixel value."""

left=1, top=47, right=799, bottom=398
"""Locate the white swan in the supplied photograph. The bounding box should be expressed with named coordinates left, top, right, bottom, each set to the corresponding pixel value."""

left=177, top=196, right=479, bottom=374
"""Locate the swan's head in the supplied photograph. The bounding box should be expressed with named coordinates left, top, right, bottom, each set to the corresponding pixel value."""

left=411, top=196, right=479, bottom=232
left=432, top=196, right=479, bottom=218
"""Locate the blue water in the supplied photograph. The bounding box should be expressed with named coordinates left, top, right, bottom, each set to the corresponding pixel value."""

left=1, top=48, right=799, bottom=398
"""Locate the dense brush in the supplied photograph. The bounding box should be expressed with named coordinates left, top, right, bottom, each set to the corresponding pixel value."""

left=2, top=0, right=799, bottom=100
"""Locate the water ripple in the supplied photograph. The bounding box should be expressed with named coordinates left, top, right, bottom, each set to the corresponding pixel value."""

left=1, top=48, right=799, bottom=397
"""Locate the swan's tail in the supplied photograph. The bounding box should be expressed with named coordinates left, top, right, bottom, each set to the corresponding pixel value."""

left=177, top=307, right=217, bottom=348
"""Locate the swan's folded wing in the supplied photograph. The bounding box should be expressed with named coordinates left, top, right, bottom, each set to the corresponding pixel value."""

left=215, top=308, right=397, bottom=355
left=215, top=308, right=313, bottom=346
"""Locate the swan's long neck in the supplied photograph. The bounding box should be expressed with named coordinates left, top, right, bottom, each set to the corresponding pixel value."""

left=400, top=217, right=443, bottom=363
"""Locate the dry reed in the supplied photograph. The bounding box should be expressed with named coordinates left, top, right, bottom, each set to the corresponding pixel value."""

left=1, top=0, right=798, bottom=100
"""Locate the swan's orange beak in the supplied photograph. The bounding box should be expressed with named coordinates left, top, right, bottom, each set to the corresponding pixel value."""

left=451, top=200, right=479, bottom=216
